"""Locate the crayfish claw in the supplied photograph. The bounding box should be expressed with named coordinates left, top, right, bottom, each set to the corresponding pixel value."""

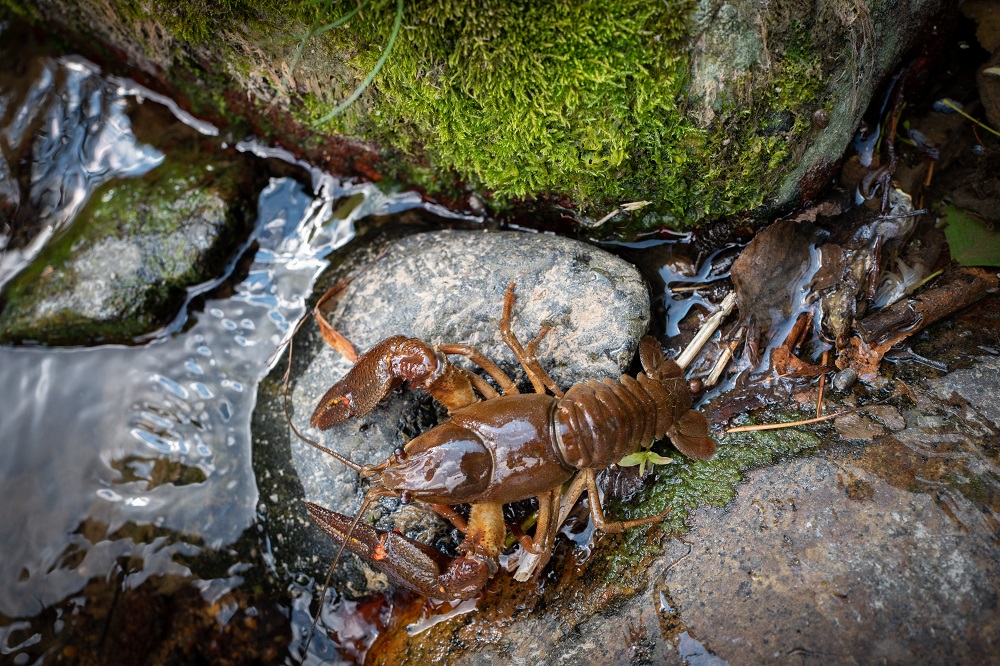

left=310, top=335, right=434, bottom=429
left=310, top=335, right=479, bottom=429
left=305, top=502, right=491, bottom=600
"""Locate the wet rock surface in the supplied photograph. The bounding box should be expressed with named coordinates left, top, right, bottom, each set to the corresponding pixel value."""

left=360, top=298, right=1000, bottom=665
left=253, top=228, right=651, bottom=598
left=664, top=456, right=998, bottom=664
left=0, top=155, right=259, bottom=345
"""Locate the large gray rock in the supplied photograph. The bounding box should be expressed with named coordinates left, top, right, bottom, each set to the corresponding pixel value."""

left=256, top=228, right=651, bottom=598
left=436, top=453, right=999, bottom=665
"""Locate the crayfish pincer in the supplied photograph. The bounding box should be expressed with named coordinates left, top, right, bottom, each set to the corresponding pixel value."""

left=303, top=283, right=715, bottom=600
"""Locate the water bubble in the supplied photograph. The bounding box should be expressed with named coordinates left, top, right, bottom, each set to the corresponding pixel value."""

left=96, top=488, right=122, bottom=502
left=154, top=374, right=189, bottom=399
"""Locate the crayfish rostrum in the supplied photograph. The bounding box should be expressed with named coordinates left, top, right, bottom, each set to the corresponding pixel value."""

left=302, top=283, right=715, bottom=600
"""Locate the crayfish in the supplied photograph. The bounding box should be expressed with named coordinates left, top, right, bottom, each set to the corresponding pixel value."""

left=302, top=283, right=715, bottom=601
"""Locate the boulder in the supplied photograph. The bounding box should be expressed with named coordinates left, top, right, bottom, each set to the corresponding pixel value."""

left=0, top=156, right=259, bottom=345
left=253, top=228, right=651, bottom=598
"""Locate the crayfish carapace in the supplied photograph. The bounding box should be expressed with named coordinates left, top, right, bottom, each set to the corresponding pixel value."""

left=302, top=283, right=715, bottom=601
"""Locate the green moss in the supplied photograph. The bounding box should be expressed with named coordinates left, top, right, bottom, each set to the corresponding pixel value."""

left=302, top=0, right=703, bottom=220
left=597, top=410, right=824, bottom=578
left=698, top=22, right=824, bottom=218
left=8, top=0, right=831, bottom=226
left=0, top=0, right=42, bottom=22
left=291, top=3, right=827, bottom=226
left=127, top=0, right=284, bottom=44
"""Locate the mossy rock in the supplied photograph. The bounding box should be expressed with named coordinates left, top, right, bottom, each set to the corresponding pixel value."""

left=0, top=155, right=259, bottom=345
left=4, top=0, right=949, bottom=228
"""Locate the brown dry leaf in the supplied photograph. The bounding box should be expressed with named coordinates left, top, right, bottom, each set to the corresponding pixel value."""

left=731, top=218, right=817, bottom=362
left=769, top=312, right=830, bottom=378
left=789, top=201, right=843, bottom=224
left=771, top=345, right=830, bottom=378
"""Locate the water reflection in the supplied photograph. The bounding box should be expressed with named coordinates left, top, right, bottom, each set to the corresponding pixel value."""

left=0, top=55, right=166, bottom=287
left=0, top=37, right=478, bottom=662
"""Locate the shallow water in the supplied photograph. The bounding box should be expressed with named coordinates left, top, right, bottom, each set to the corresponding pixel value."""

left=0, top=30, right=477, bottom=663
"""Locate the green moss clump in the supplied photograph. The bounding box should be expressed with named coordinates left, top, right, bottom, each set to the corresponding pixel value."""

left=698, top=21, right=825, bottom=218
left=297, top=2, right=826, bottom=226
left=129, top=0, right=283, bottom=43
left=304, top=0, right=703, bottom=220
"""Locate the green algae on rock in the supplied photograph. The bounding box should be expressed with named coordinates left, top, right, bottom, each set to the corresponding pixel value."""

left=3, top=0, right=949, bottom=229
left=0, top=157, right=259, bottom=345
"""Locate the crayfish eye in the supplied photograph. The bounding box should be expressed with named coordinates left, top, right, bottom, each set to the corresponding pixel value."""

left=399, top=490, right=412, bottom=505
left=393, top=448, right=408, bottom=463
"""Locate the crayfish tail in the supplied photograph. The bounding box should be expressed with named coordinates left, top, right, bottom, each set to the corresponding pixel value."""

left=669, top=409, right=716, bottom=460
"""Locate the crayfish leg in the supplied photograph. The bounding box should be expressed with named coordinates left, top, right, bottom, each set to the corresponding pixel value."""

left=638, top=336, right=685, bottom=381
left=499, top=283, right=564, bottom=397
left=582, top=469, right=671, bottom=534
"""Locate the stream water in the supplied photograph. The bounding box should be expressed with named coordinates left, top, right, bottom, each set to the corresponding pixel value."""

left=0, top=29, right=733, bottom=663
left=0, top=29, right=480, bottom=664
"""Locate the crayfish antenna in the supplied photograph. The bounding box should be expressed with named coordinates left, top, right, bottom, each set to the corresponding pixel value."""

left=303, top=490, right=379, bottom=655
left=276, top=310, right=366, bottom=473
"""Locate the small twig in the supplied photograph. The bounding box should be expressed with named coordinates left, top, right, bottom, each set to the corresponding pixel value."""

left=703, top=346, right=733, bottom=389
left=676, top=292, right=737, bottom=370
left=725, top=411, right=849, bottom=434
left=664, top=541, right=694, bottom=574
left=703, top=330, right=743, bottom=388
left=816, top=349, right=830, bottom=419
left=877, top=208, right=929, bottom=220
left=593, top=208, right=622, bottom=227
left=923, top=160, right=935, bottom=188
left=939, top=98, right=1000, bottom=138
left=592, top=200, right=652, bottom=227
left=912, top=268, right=943, bottom=292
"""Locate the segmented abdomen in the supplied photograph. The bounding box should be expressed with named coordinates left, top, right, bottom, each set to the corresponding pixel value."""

left=553, top=369, right=691, bottom=470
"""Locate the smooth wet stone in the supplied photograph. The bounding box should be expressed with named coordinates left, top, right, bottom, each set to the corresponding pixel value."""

left=0, top=156, right=258, bottom=345
left=930, top=354, right=1000, bottom=426
left=254, top=228, right=650, bottom=598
